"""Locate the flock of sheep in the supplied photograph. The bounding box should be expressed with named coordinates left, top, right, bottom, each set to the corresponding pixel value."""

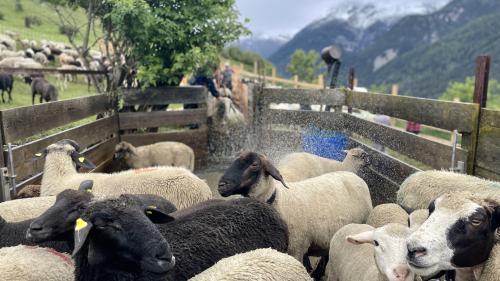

left=0, top=31, right=106, bottom=104
left=0, top=136, right=497, bottom=281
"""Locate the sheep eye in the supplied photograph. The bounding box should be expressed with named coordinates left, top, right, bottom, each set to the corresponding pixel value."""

left=374, top=240, right=379, bottom=246
left=470, top=219, right=482, bottom=226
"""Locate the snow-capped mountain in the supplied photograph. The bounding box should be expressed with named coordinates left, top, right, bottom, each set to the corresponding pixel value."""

left=236, top=34, right=289, bottom=59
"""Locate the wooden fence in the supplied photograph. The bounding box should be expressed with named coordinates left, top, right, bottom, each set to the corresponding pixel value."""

left=0, top=86, right=208, bottom=201
left=252, top=87, right=492, bottom=205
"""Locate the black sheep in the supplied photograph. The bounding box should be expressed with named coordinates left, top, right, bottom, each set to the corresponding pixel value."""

left=0, top=215, right=72, bottom=253
left=69, top=196, right=289, bottom=281
left=0, top=73, right=14, bottom=103
left=31, top=77, right=58, bottom=104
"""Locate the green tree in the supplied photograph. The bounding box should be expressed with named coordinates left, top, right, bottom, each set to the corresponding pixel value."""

left=440, top=76, right=500, bottom=109
left=45, top=0, right=249, bottom=95
left=286, top=49, right=320, bottom=83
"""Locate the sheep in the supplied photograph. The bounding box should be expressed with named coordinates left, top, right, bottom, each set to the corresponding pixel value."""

left=0, top=57, right=42, bottom=68
left=114, top=141, right=195, bottom=171
left=39, top=140, right=212, bottom=209
left=218, top=152, right=373, bottom=273
left=33, top=52, right=48, bottom=65
left=189, top=248, right=312, bottom=281
left=61, top=48, right=79, bottom=58
left=71, top=196, right=289, bottom=280
left=0, top=50, right=25, bottom=60
left=0, top=35, right=16, bottom=51
left=25, top=48, right=35, bottom=58
left=0, top=196, right=55, bottom=222
left=277, top=147, right=369, bottom=182
left=397, top=170, right=500, bottom=210
left=58, top=53, right=75, bottom=65
left=326, top=223, right=417, bottom=281
left=27, top=189, right=178, bottom=245
left=56, top=64, right=79, bottom=90
left=0, top=245, right=73, bottom=281
left=407, top=192, right=500, bottom=280
left=16, top=184, right=41, bottom=198
left=0, top=73, right=14, bottom=103
left=31, top=77, right=58, bottom=104
left=408, top=209, right=429, bottom=230
left=366, top=203, right=409, bottom=228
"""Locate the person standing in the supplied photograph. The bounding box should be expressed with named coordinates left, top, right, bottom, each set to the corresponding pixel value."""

left=222, top=63, right=234, bottom=91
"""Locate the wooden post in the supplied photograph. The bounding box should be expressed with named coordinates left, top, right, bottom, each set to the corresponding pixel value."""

left=318, top=74, right=324, bottom=88
left=0, top=113, right=9, bottom=202
left=348, top=67, right=355, bottom=113
left=293, top=75, right=299, bottom=89
left=253, top=61, right=258, bottom=75
left=271, top=67, right=276, bottom=79
left=465, top=55, right=490, bottom=175
left=390, top=84, right=399, bottom=126
left=353, top=78, right=358, bottom=88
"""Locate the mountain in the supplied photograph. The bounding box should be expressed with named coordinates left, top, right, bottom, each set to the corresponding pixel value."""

left=236, top=35, right=288, bottom=59
left=269, top=1, right=450, bottom=76
left=353, top=0, right=500, bottom=91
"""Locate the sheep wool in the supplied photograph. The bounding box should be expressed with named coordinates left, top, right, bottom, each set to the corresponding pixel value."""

left=366, top=203, right=408, bottom=228
left=277, top=148, right=367, bottom=182
left=408, top=209, right=429, bottom=230
left=477, top=244, right=500, bottom=281
left=40, top=142, right=212, bottom=209
left=0, top=245, right=74, bottom=281
left=189, top=248, right=312, bottom=281
left=0, top=196, right=55, bottom=222
left=397, top=170, right=500, bottom=209
left=115, top=141, right=195, bottom=171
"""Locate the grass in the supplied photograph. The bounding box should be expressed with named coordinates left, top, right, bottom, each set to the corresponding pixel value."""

left=0, top=0, right=97, bottom=44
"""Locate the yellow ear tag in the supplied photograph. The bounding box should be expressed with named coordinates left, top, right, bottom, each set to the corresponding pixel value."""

left=78, top=157, right=85, bottom=163
left=86, top=189, right=93, bottom=193
left=146, top=211, right=153, bottom=215
left=147, top=205, right=157, bottom=209
left=75, top=218, right=88, bottom=231
left=35, top=153, right=42, bottom=157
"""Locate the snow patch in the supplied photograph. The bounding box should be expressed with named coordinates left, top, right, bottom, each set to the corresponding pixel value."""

left=373, top=49, right=398, bottom=71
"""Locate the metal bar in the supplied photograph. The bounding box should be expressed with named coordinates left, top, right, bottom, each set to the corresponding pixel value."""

left=7, top=143, right=16, bottom=195
left=450, top=130, right=458, bottom=171
left=0, top=168, right=10, bottom=201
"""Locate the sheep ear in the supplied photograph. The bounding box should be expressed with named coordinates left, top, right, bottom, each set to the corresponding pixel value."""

left=78, top=180, right=94, bottom=192
left=72, top=218, right=93, bottom=257
left=145, top=207, right=175, bottom=224
left=346, top=230, right=374, bottom=245
left=261, top=157, right=289, bottom=188
left=489, top=204, right=500, bottom=230
left=71, top=151, right=96, bottom=170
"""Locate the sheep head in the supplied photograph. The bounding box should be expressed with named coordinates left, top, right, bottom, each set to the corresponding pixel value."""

left=114, top=141, right=136, bottom=160
left=43, top=139, right=95, bottom=170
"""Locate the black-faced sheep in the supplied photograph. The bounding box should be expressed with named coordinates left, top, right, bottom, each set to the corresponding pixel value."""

left=0, top=73, right=14, bottom=103
left=407, top=192, right=500, bottom=280
left=114, top=141, right=195, bottom=171
left=71, top=196, right=289, bottom=280
left=39, top=140, right=212, bottom=209
left=31, top=77, right=58, bottom=104
left=218, top=152, right=372, bottom=272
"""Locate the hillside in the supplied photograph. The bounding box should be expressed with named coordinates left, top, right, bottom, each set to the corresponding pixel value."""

left=0, top=0, right=92, bottom=44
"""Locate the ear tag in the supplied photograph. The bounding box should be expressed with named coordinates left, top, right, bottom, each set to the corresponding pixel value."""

left=86, top=189, right=93, bottom=193
left=78, top=157, right=85, bottom=163
left=75, top=218, right=88, bottom=231
left=147, top=205, right=157, bottom=209
left=146, top=211, right=153, bottom=215
left=35, top=153, right=42, bottom=157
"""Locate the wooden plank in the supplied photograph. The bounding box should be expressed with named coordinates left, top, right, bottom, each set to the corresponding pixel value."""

left=121, top=128, right=208, bottom=168
left=1, top=95, right=110, bottom=142
left=475, top=109, right=500, bottom=177
left=345, top=89, right=479, bottom=132
left=473, top=56, right=490, bottom=108
left=119, top=109, right=207, bottom=130
left=263, top=109, right=344, bottom=131
left=475, top=166, right=500, bottom=182
left=361, top=167, right=400, bottom=206
left=122, top=87, right=207, bottom=105
left=259, top=129, right=303, bottom=154
left=344, top=113, right=466, bottom=170
left=261, top=88, right=345, bottom=106
left=347, top=138, right=420, bottom=185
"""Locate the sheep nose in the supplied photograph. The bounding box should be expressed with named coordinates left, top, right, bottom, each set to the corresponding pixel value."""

left=394, top=265, right=410, bottom=281
left=407, top=244, right=427, bottom=260
left=29, top=221, right=43, bottom=232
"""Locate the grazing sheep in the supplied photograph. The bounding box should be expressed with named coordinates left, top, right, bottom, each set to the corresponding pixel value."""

left=58, top=53, right=75, bottom=65
left=0, top=57, right=42, bottom=68
left=0, top=196, right=55, bottom=222
left=71, top=196, right=289, bottom=280
left=25, top=48, right=35, bottom=58
left=218, top=152, right=373, bottom=271
left=189, top=248, right=312, bottom=281
left=33, top=52, right=48, bottom=65
left=407, top=192, right=500, bottom=280
left=40, top=140, right=212, bottom=209
left=277, top=148, right=369, bottom=182
left=326, top=223, right=416, bottom=281
left=16, top=184, right=41, bottom=198
left=0, top=73, right=14, bottom=103
left=366, top=203, right=409, bottom=228
left=61, top=49, right=78, bottom=58
left=0, top=245, right=73, bottom=281
left=114, top=141, right=195, bottom=171
left=27, top=189, right=178, bottom=245
left=397, top=170, right=500, bottom=210
left=0, top=50, right=25, bottom=60
left=31, top=77, right=58, bottom=104
left=0, top=35, right=16, bottom=50
left=56, top=64, right=79, bottom=90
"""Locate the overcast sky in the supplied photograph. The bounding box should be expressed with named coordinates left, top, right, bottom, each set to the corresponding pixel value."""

left=235, top=0, right=450, bottom=37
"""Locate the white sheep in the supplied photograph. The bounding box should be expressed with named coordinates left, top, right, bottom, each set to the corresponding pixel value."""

left=219, top=152, right=373, bottom=263
left=40, top=140, right=212, bottom=209
left=0, top=35, right=16, bottom=51
left=397, top=170, right=500, bottom=209
left=56, top=64, right=79, bottom=90
left=189, top=248, right=312, bottom=281
left=0, top=50, right=25, bottom=60
left=0, top=57, right=42, bottom=68
left=326, top=223, right=417, bottom=281
left=33, top=52, right=48, bottom=65
left=366, top=203, right=409, bottom=228
left=58, top=53, right=75, bottom=65
left=277, top=148, right=368, bottom=182
left=114, top=141, right=195, bottom=171
left=0, top=196, right=56, bottom=222
left=0, top=245, right=73, bottom=281
left=408, top=209, right=429, bottom=231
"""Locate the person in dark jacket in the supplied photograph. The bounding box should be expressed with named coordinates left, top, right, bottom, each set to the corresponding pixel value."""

left=185, top=65, right=220, bottom=129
